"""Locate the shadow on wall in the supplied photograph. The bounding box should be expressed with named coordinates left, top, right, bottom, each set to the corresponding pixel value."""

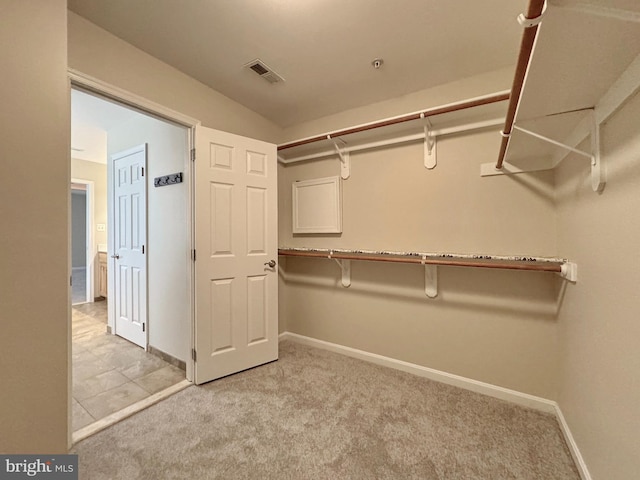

left=280, top=256, right=566, bottom=321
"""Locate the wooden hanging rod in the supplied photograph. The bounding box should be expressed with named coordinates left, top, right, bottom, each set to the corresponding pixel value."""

left=278, top=92, right=510, bottom=151
left=278, top=248, right=563, bottom=273
left=496, top=0, right=546, bottom=169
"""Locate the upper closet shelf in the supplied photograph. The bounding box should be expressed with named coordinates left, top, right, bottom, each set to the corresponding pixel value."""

left=486, top=0, right=640, bottom=191
left=278, top=92, right=509, bottom=177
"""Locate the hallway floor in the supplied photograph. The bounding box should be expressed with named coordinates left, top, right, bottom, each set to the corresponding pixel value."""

left=72, top=301, right=185, bottom=432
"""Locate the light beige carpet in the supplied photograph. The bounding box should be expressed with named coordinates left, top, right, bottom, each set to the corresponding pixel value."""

left=73, top=340, right=579, bottom=479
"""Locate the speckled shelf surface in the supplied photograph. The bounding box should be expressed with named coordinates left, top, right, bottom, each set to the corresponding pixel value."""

left=278, top=247, right=567, bottom=264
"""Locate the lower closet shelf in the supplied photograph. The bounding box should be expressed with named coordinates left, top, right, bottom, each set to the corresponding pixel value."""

left=278, top=247, right=577, bottom=298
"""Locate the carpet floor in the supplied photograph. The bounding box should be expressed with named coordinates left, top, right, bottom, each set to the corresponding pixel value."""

left=73, top=340, right=579, bottom=479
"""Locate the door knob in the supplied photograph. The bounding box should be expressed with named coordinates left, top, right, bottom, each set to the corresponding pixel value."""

left=264, top=260, right=276, bottom=268
left=111, top=254, right=120, bottom=259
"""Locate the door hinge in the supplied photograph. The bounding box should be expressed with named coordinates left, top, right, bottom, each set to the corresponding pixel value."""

left=191, top=348, right=197, bottom=361
left=191, top=148, right=196, bottom=162
left=142, top=245, right=145, bottom=254
left=141, top=166, right=145, bottom=177
left=192, top=249, right=196, bottom=261
left=142, top=323, right=146, bottom=333
left=70, top=275, right=73, bottom=286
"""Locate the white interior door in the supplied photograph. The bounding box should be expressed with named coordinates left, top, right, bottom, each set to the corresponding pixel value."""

left=195, top=127, right=278, bottom=384
left=112, top=144, right=147, bottom=348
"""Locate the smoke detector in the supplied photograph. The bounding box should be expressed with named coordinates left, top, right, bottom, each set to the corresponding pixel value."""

left=244, top=59, right=285, bottom=84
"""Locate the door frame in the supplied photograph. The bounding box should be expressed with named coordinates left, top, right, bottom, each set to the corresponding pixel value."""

left=71, top=178, right=95, bottom=303
left=68, top=70, right=200, bottom=445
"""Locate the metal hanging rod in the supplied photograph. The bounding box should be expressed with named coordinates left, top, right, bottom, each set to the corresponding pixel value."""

left=278, top=248, right=565, bottom=273
left=278, top=118, right=504, bottom=165
left=278, top=91, right=510, bottom=151
left=496, top=0, right=546, bottom=170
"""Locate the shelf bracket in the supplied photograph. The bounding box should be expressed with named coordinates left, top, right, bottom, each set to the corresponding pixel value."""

left=328, top=135, right=350, bottom=179
left=511, top=110, right=605, bottom=192
left=422, top=256, right=438, bottom=298
left=329, top=251, right=351, bottom=287
left=421, top=113, right=437, bottom=169
left=590, top=109, right=605, bottom=192
left=513, top=125, right=594, bottom=160
left=558, top=262, right=578, bottom=283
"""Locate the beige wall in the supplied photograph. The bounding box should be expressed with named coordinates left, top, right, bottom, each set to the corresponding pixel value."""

left=0, top=0, right=69, bottom=453
left=278, top=71, right=561, bottom=399
left=555, top=92, right=640, bottom=479
left=71, top=158, right=107, bottom=293
left=67, top=11, right=282, bottom=143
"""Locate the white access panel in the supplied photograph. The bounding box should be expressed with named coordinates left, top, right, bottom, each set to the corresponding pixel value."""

left=292, top=176, right=342, bottom=234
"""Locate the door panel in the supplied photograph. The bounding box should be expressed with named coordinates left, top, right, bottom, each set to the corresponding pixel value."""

left=112, top=144, right=147, bottom=349
left=195, top=127, right=278, bottom=384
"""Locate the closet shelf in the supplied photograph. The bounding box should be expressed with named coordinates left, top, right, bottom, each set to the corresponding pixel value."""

left=279, top=248, right=577, bottom=298
left=489, top=0, right=640, bottom=189
left=279, top=247, right=570, bottom=273
left=277, top=91, right=509, bottom=166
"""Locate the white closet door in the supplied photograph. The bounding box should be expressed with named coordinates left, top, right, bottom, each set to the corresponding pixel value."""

left=194, top=126, right=278, bottom=384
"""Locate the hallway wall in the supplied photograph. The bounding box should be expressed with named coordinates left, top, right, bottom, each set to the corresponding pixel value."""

left=108, top=115, right=190, bottom=362
left=0, top=0, right=70, bottom=453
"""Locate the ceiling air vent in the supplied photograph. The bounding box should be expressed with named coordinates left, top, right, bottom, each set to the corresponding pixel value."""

left=244, top=59, right=285, bottom=84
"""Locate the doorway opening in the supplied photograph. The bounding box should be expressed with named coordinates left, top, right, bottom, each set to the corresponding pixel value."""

left=70, top=85, right=193, bottom=437
left=71, top=181, right=92, bottom=305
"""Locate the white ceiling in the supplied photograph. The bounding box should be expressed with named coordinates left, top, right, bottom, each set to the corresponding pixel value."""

left=67, top=0, right=527, bottom=127
left=71, top=89, right=140, bottom=163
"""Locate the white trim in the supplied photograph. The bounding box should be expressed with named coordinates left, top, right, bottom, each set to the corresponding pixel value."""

left=279, top=331, right=556, bottom=413
left=554, top=404, right=593, bottom=480
left=68, top=69, right=200, bottom=128
left=278, top=331, right=592, bottom=479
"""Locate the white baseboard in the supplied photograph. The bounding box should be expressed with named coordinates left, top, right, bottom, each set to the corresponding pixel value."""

left=279, top=331, right=592, bottom=480
left=279, top=331, right=556, bottom=412
left=554, top=404, right=593, bottom=480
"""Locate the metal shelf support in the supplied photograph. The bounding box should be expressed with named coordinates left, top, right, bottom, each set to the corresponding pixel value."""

left=489, top=110, right=605, bottom=192
left=328, top=135, right=350, bottom=179
left=422, top=256, right=438, bottom=298
left=330, top=252, right=351, bottom=287
left=421, top=113, right=437, bottom=170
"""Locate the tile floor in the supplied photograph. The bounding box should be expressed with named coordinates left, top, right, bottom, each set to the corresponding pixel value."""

left=72, top=301, right=185, bottom=431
